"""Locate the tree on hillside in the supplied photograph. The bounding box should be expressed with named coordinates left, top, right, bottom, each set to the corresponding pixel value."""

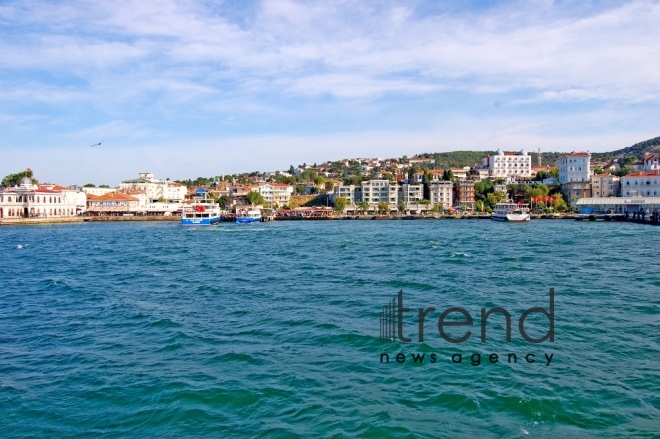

left=246, top=191, right=266, bottom=206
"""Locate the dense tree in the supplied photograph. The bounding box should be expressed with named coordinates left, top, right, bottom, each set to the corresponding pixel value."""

left=245, top=191, right=266, bottom=205
left=357, top=201, right=369, bottom=213
left=218, top=195, right=231, bottom=209
left=378, top=202, right=389, bottom=214
left=333, top=197, right=347, bottom=212
left=83, top=183, right=96, bottom=187
left=2, top=169, right=35, bottom=187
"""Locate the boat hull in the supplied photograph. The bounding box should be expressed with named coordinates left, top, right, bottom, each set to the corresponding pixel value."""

left=492, top=214, right=531, bottom=222
left=181, top=215, right=221, bottom=225
left=236, top=216, right=261, bottom=224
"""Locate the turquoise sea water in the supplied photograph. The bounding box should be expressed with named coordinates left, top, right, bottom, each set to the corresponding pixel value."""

left=0, top=220, right=658, bottom=438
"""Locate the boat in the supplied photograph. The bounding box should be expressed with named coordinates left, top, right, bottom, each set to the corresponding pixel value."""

left=492, top=202, right=531, bottom=222
left=181, top=200, right=222, bottom=225
left=236, top=207, right=262, bottom=224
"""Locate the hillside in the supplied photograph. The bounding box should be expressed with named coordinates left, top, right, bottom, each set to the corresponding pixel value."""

left=413, top=136, right=660, bottom=168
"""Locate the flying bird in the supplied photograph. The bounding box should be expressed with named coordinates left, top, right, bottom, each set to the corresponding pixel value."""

left=90, top=138, right=105, bottom=147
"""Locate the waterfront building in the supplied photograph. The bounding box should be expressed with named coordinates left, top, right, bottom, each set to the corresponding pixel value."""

left=429, top=181, right=453, bottom=208
left=454, top=180, right=476, bottom=211
left=621, top=171, right=660, bottom=197
left=557, top=152, right=592, bottom=204
left=258, top=183, right=294, bottom=207
left=557, top=152, right=592, bottom=184
left=482, top=149, right=533, bottom=178
left=591, top=174, right=620, bottom=197
left=333, top=184, right=358, bottom=204
left=119, top=173, right=187, bottom=203
left=398, top=184, right=424, bottom=204
left=86, top=192, right=140, bottom=215
left=361, top=180, right=398, bottom=208
left=82, top=186, right=117, bottom=197
left=0, top=177, right=83, bottom=219
left=576, top=197, right=660, bottom=215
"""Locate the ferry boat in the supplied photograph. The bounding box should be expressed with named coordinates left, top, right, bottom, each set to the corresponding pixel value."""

left=181, top=200, right=222, bottom=225
left=236, top=207, right=262, bottom=224
left=492, top=202, right=531, bottom=222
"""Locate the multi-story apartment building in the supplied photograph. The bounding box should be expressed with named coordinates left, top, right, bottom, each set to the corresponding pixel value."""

left=557, top=152, right=592, bottom=184
left=361, top=180, right=397, bottom=207
left=454, top=180, right=475, bottom=210
left=119, top=172, right=187, bottom=203
left=429, top=181, right=453, bottom=208
left=258, top=183, right=294, bottom=207
left=621, top=171, right=660, bottom=197
left=482, top=149, right=533, bottom=178
left=333, top=184, right=358, bottom=204
left=557, top=152, right=592, bottom=204
left=398, top=184, right=424, bottom=204
left=591, top=174, right=620, bottom=198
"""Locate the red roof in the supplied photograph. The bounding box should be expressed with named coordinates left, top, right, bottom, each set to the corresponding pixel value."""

left=623, top=171, right=660, bottom=177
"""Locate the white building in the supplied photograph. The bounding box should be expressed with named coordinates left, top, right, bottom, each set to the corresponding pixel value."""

left=621, top=171, right=660, bottom=197
left=82, top=186, right=117, bottom=196
left=333, top=184, right=358, bottom=204
left=429, top=181, right=453, bottom=208
left=0, top=177, right=84, bottom=219
left=398, top=184, right=424, bottom=204
left=642, top=153, right=660, bottom=171
left=361, top=180, right=398, bottom=207
left=118, top=172, right=187, bottom=203
left=557, top=152, right=592, bottom=184
left=258, top=183, right=294, bottom=207
left=482, top=149, right=532, bottom=178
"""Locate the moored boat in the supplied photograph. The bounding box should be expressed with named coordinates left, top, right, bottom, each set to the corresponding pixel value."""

left=492, top=202, right=531, bottom=222
left=236, top=207, right=262, bottom=224
left=181, top=201, right=222, bottom=225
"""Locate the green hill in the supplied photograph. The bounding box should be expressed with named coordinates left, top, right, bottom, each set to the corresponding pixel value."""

left=413, top=136, right=660, bottom=168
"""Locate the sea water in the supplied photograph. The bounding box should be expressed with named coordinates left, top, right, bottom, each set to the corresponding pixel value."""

left=1, top=220, right=658, bottom=437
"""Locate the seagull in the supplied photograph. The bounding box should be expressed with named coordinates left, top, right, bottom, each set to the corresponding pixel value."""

left=90, top=138, right=105, bottom=147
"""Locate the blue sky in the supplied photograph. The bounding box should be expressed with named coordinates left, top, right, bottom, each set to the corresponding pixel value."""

left=1, top=0, right=658, bottom=185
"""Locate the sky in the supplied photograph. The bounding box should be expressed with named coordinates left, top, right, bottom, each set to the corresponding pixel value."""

left=1, top=0, right=659, bottom=186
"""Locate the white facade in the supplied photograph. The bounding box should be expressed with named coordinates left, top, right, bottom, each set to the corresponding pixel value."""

left=119, top=172, right=187, bottom=202
left=429, top=181, right=453, bottom=208
left=0, top=178, right=82, bottom=219
left=483, top=149, right=532, bottom=178
left=557, top=152, right=592, bottom=184
left=258, top=183, right=294, bottom=207
left=398, top=184, right=424, bottom=204
left=333, top=184, right=358, bottom=204
left=361, top=180, right=398, bottom=206
left=82, top=186, right=117, bottom=196
left=642, top=154, right=660, bottom=171
left=621, top=171, right=660, bottom=197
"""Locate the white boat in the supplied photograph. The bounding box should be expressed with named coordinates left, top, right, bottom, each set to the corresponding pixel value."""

left=492, top=202, right=531, bottom=222
left=181, top=200, right=221, bottom=225
left=236, top=207, right=262, bottom=224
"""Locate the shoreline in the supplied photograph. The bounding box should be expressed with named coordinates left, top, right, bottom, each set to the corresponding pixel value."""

left=1, top=213, right=657, bottom=226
